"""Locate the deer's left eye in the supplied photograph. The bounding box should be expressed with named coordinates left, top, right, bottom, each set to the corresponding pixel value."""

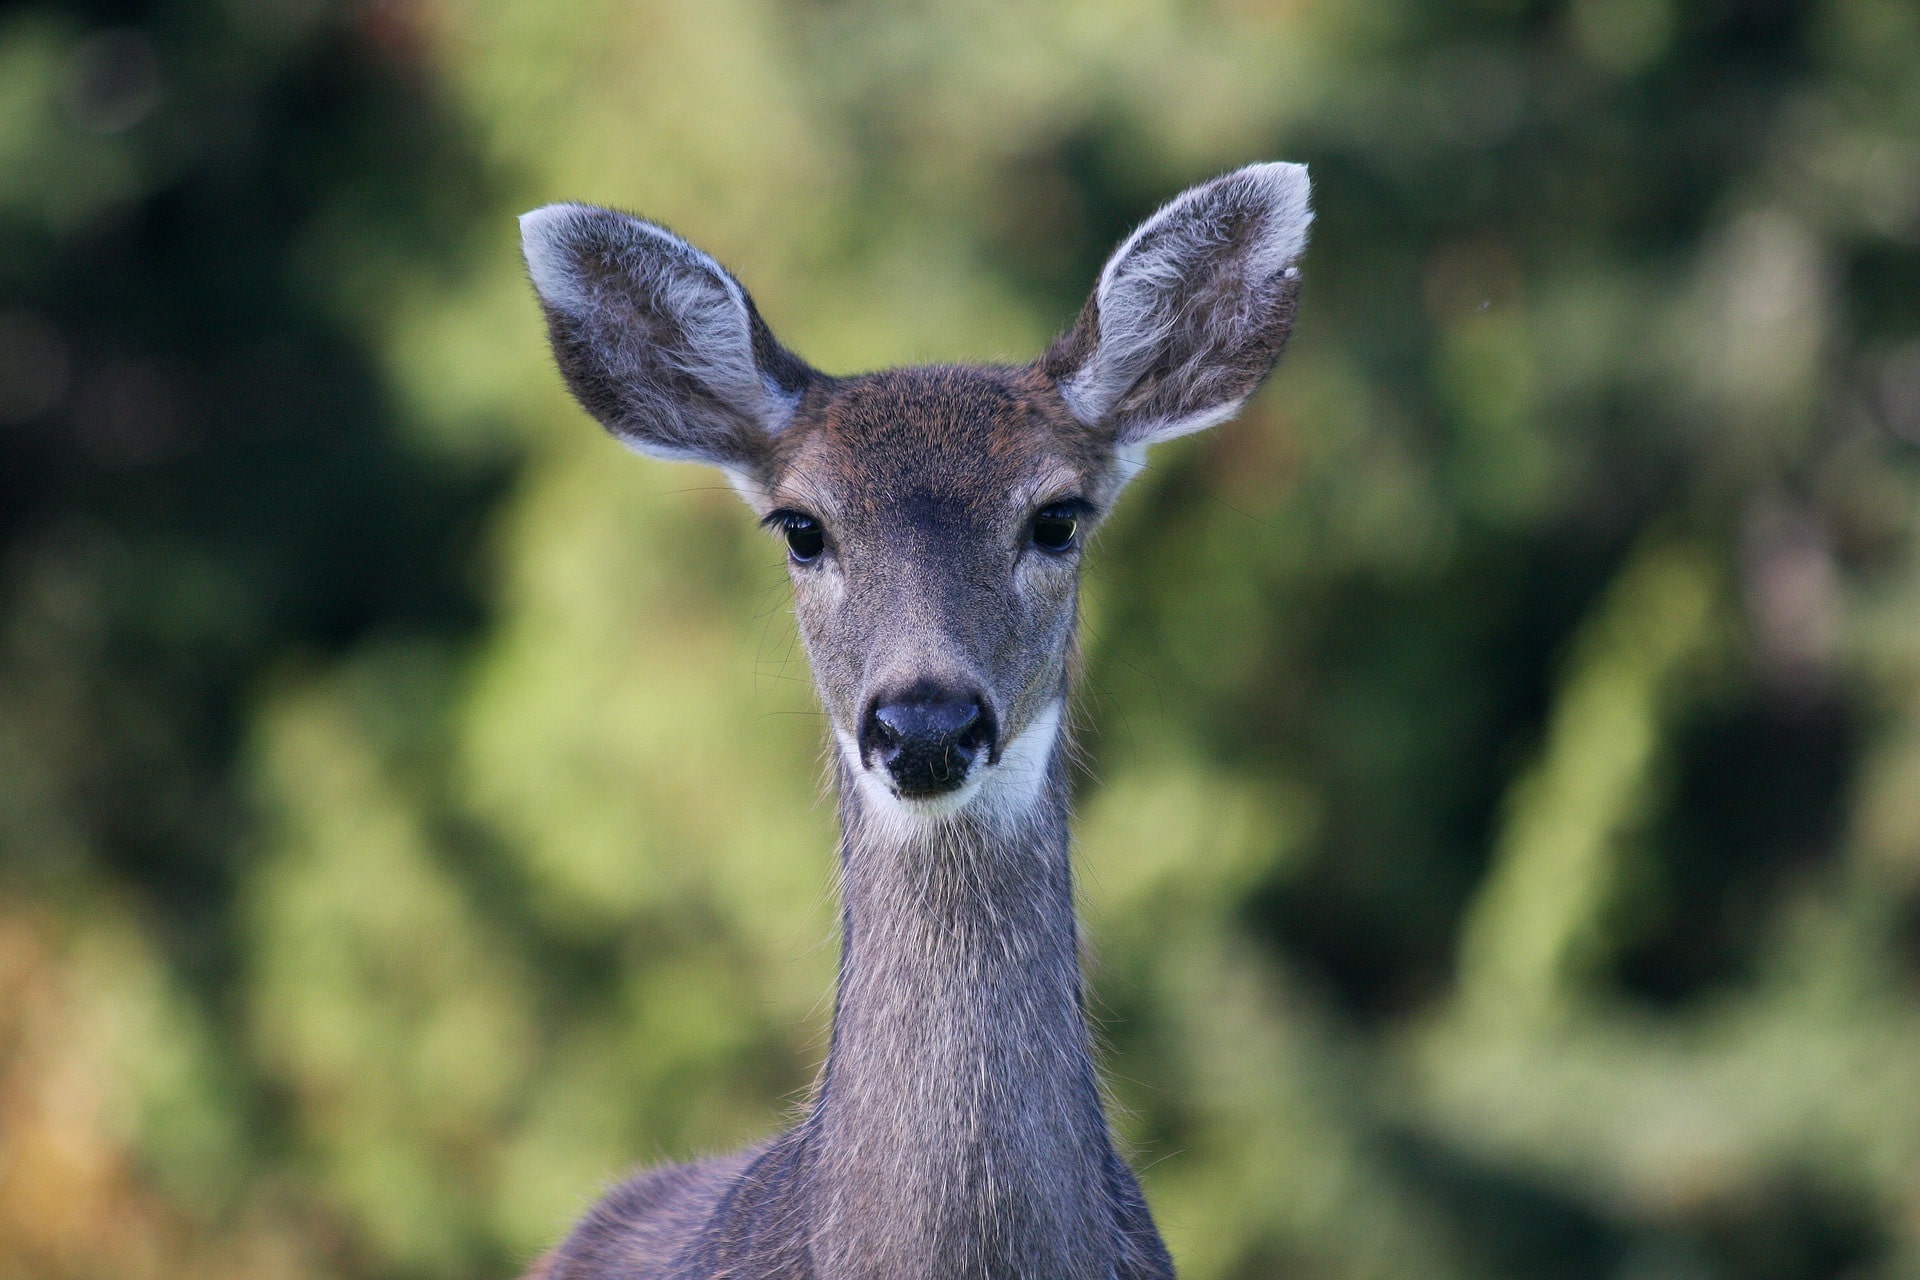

left=1030, top=504, right=1080, bottom=553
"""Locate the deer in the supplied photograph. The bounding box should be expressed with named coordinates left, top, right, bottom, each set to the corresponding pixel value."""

left=515, top=161, right=1311, bottom=1280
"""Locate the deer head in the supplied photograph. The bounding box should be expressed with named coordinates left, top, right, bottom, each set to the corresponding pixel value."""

left=520, top=163, right=1311, bottom=832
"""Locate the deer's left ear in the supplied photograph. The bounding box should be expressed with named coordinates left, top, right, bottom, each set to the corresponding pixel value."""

left=1040, top=162, right=1311, bottom=448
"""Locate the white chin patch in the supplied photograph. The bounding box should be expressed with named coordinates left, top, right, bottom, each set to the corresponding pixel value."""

left=835, top=699, right=1062, bottom=835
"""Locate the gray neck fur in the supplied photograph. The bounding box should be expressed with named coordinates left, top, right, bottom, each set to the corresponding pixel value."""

left=806, top=730, right=1115, bottom=1279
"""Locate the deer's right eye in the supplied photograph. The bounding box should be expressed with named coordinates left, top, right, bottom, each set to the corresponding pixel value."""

left=780, top=513, right=825, bottom=564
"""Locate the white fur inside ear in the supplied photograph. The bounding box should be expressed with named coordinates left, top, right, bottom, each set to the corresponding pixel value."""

left=1061, top=161, right=1312, bottom=429
left=1094, top=163, right=1310, bottom=313
left=518, top=203, right=800, bottom=437
left=1125, top=393, right=1249, bottom=450
left=519, top=203, right=598, bottom=315
left=1233, top=162, right=1312, bottom=281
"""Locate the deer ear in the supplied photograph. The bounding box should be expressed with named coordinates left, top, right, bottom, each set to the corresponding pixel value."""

left=520, top=204, right=815, bottom=478
left=1042, top=162, right=1310, bottom=448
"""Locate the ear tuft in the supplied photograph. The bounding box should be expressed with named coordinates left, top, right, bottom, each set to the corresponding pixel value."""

left=1047, top=161, right=1312, bottom=448
left=520, top=203, right=600, bottom=315
left=1239, top=161, right=1313, bottom=276
left=518, top=203, right=814, bottom=474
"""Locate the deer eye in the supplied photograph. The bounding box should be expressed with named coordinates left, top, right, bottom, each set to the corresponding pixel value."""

left=1030, top=503, right=1080, bottom=554
left=779, top=513, right=825, bottom=564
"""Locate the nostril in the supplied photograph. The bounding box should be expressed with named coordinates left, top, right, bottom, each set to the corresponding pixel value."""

left=955, top=702, right=991, bottom=752
left=868, top=706, right=904, bottom=747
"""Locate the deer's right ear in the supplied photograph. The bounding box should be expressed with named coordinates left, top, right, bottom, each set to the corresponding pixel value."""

left=519, top=204, right=815, bottom=481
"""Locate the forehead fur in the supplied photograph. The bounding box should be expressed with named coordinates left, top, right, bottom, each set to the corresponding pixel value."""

left=771, top=365, right=1105, bottom=516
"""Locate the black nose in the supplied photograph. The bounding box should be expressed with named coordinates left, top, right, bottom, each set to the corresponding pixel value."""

left=860, top=686, right=997, bottom=797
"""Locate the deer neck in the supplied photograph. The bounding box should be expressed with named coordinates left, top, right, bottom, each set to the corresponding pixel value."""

left=806, top=700, right=1116, bottom=1279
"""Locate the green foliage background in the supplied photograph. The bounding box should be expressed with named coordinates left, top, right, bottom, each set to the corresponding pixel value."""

left=3, top=1, right=1919, bottom=1277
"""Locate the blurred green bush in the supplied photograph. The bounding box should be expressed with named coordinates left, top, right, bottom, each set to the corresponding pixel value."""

left=2, top=1, right=1917, bottom=1277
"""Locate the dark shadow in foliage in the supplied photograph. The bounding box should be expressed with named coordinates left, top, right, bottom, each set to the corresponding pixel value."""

left=1240, top=528, right=1629, bottom=1023
left=0, top=2, right=511, bottom=1030
left=1691, top=1171, right=1888, bottom=1280
left=1382, top=1128, right=1630, bottom=1280
left=1616, top=690, right=1857, bottom=1006
left=1388, top=1128, right=1888, bottom=1280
